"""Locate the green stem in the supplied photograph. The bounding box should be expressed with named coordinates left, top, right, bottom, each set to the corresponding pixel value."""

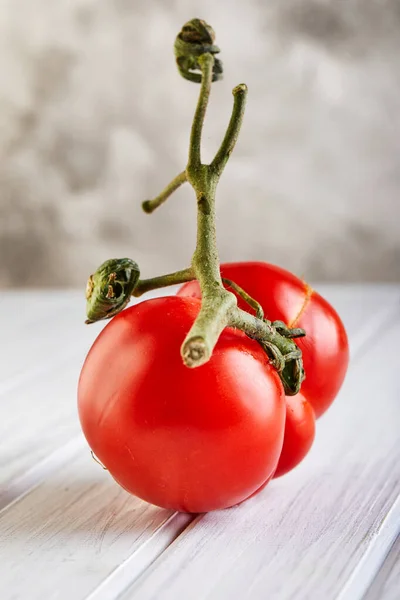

left=192, top=178, right=222, bottom=292
left=229, top=308, right=305, bottom=395
left=188, top=53, right=214, bottom=170
left=181, top=290, right=234, bottom=366
left=133, top=268, right=195, bottom=297
left=84, top=19, right=306, bottom=394
left=177, top=50, right=254, bottom=367
left=145, top=23, right=305, bottom=393
left=222, top=278, right=264, bottom=320
left=211, top=84, right=248, bottom=176
left=142, top=171, right=187, bottom=214
left=180, top=53, right=238, bottom=366
left=109, top=21, right=305, bottom=393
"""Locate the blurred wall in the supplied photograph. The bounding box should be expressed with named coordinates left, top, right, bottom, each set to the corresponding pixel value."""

left=1, top=0, right=400, bottom=288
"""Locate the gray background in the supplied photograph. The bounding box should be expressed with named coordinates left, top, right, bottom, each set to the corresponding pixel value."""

left=1, top=0, right=400, bottom=289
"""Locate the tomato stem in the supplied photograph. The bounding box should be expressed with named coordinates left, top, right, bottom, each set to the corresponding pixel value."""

left=211, top=84, right=248, bottom=176
left=133, top=268, right=195, bottom=297
left=188, top=53, right=215, bottom=170
left=222, top=279, right=264, bottom=320
left=83, top=19, right=306, bottom=395
left=174, top=48, right=248, bottom=366
left=166, top=27, right=305, bottom=393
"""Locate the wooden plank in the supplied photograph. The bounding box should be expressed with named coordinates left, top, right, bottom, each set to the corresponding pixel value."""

left=363, top=534, right=400, bottom=600
left=0, top=291, right=105, bottom=392
left=0, top=449, right=193, bottom=600
left=0, top=286, right=398, bottom=600
left=315, top=284, right=400, bottom=354
left=121, top=312, right=400, bottom=600
left=0, top=360, right=85, bottom=488
left=337, top=497, right=400, bottom=600
left=0, top=289, right=167, bottom=486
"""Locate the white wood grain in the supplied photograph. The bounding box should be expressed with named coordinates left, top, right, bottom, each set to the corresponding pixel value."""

left=120, top=311, right=400, bottom=600
left=337, top=496, right=400, bottom=600
left=0, top=291, right=104, bottom=393
left=0, top=449, right=192, bottom=600
left=0, top=437, right=85, bottom=511
left=0, top=362, right=83, bottom=487
left=363, top=534, right=400, bottom=600
left=0, top=289, right=169, bottom=487
left=0, top=286, right=399, bottom=600
left=315, top=284, right=400, bottom=354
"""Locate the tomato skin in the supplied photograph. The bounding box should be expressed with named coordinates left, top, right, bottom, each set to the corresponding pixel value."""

left=273, top=394, right=315, bottom=478
left=292, top=291, right=348, bottom=418
left=78, top=296, right=286, bottom=513
left=178, top=262, right=349, bottom=418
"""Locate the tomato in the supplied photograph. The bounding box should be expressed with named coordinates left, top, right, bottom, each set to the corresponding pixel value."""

left=78, top=296, right=286, bottom=513
left=273, top=394, right=315, bottom=478
left=178, top=261, right=349, bottom=419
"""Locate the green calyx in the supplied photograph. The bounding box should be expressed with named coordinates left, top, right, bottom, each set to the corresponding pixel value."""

left=258, top=324, right=305, bottom=396
left=85, top=258, right=140, bottom=324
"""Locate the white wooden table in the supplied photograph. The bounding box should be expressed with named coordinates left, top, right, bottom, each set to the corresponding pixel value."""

left=1, top=285, right=399, bottom=600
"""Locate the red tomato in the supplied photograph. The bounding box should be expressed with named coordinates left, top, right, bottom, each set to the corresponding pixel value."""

left=273, top=394, right=315, bottom=478
left=78, top=296, right=286, bottom=513
left=216, top=393, right=315, bottom=495
left=178, top=262, right=349, bottom=419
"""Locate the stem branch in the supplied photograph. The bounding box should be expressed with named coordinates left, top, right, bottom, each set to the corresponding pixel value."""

left=222, top=278, right=264, bottom=319
left=133, top=268, right=195, bottom=297
left=188, top=53, right=214, bottom=170
left=181, top=290, right=236, bottom=367
left=142, top=171, right=187, bottom=214
left=85, top=20, right=306, bottom=394
left=132, top=21, right=305, bottom=393
left=211, top=84, right=248, bottom=175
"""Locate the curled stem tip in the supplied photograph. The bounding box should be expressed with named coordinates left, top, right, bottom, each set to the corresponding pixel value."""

left=174, top=18, right=223, bottom=83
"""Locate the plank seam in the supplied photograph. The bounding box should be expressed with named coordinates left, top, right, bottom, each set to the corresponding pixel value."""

left=336, top=494, right=400, bottom=600
left=0, top=436, right=85, bottom=513
left=1, top=288, right=399, bottom=599
left=83, top=512, right=195, bottom=600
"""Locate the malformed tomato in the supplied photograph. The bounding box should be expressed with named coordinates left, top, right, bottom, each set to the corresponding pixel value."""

left=273, top=394, right=315, bottom=478
left=78, top=296, right=286, bottom=513
left=178, top=262, right=349, bottom=419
